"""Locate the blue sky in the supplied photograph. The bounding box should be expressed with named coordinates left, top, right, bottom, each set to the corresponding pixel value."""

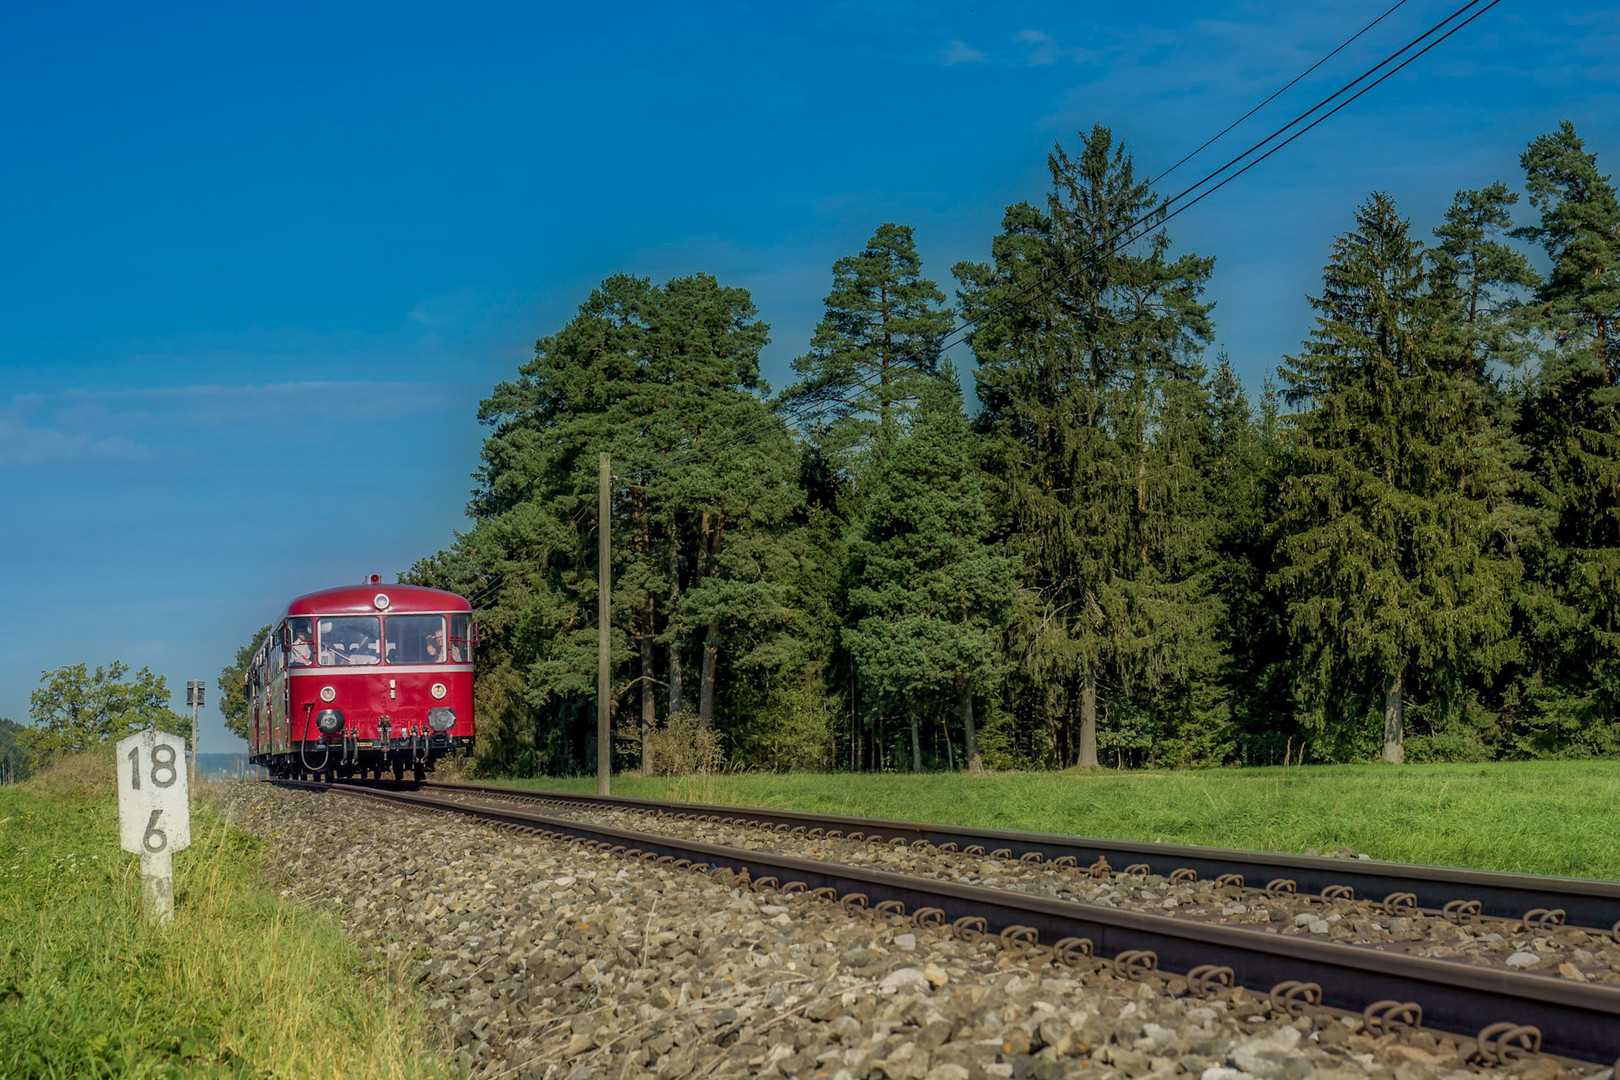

left=2, top=1, right=1616, bottom=752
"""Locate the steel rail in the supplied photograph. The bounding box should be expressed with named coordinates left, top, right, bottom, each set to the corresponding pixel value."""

left=419, top=781, right=1620, bottom=935
left=284, top=780, right=1620, bottom=1066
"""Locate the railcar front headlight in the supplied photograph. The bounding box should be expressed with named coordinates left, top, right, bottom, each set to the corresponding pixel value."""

left=427, top=707, right=456, bottom=733
left=319, top=685, right=336, bottom=702
left=316, top=709, right=345, bottom=734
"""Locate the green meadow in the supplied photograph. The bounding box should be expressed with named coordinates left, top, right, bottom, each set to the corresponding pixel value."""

left=511, top=760, right=1620, bottom=882
left=0, top=754, right=455, bottom=1080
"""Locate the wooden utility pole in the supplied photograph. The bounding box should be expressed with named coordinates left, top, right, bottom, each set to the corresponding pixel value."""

left=597, top=452, right=611, bottom=795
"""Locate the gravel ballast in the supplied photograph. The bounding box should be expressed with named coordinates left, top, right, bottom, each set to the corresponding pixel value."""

left=213, top=782, right=1599, bottom=1080
left=489, top=796, right=1620, bottom=986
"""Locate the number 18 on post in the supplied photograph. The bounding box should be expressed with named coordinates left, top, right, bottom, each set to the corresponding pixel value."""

left=116, top=728, right=191, bottom=923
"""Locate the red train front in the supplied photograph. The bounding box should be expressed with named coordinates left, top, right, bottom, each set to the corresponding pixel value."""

left=247, top=579, right=476, bottom=780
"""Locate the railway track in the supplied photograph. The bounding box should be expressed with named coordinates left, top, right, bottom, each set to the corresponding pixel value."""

left=431, top=781, right=1620, bottom=935
left=279, top=779, right=1620, bottom=1069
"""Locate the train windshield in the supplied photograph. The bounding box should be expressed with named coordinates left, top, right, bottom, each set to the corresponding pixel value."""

left=318, top=616, right=382, bottom=665
left=285, top=617, right=314, bottom=667
left=449, top=612, right=473, bottom=664
left=385, top=615, right=447, bottom=664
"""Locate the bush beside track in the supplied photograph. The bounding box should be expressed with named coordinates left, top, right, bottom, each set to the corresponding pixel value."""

left=507, top=760, right=1620, bottom=881
left=0, top=752, right=458, bottom=1080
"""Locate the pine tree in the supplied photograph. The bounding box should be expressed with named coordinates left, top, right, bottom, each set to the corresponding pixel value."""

left=1514, top=123, right=1620, bottom=747
left=434, top=273, right=801, bottom=776
left=955, top=124, right=1220, bottom=768
left=844, top=370, right=1018, bottom=772
left=1273, top=193, right=1517, bottom=762
left=786, top=223, right=954, bottom=482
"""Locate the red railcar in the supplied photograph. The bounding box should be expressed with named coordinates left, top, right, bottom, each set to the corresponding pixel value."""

left=246, top=579, right=476, bottom=781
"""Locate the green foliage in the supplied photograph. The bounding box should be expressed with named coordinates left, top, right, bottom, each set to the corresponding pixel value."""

left=27, top=662, right=192, bottom=761
left=1514, top=122, right=1620, bottom=745
left=844, top=371, right=1017, bottom=768
left=412, top=120, right=1620, bottom=773
left=416, top=272, right=804, bottom=776
left=955, top=123, right=1225, bottom=769
left=786, top=222, right=955, bottom=482
left=217, top=626, right=270, bottom=740
left=1273, top=192, right=1519, bottom=760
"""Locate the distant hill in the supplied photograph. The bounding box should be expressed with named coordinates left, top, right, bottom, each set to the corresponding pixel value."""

left=197, top=752, right=264, bottom=779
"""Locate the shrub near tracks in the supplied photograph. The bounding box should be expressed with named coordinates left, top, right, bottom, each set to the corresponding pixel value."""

left=520, top=761, right=1620, bottom=881
left=0, top=754, right=455, bottom=1080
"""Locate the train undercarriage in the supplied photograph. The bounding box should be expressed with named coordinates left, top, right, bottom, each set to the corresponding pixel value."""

left=258, top=734, right=474, bottom=782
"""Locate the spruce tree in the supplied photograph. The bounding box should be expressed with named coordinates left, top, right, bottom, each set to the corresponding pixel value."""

left=1206, top=356, right=1290, bottom=762
left=844, top=370, right=1017, bottom=772
left=1273, top=193, right=1517, bottom=762
left=955, top=124, right=1220, bottom=768
left=1514, top=123, right=1620, bottom=746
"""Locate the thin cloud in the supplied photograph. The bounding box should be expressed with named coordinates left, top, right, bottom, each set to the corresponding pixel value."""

left=1, top=381, right=469, bottom=468
left=0, top=410, right=150, bottom=468
left=1014, top=29, right=1096, bottom=67
left=941, top=39, right=986, bottom=66
left=38, top=381, right=466, bottom=428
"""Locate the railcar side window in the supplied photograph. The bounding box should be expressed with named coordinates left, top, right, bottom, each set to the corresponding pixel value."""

left=449, top=613, right=473, bottom=664
left=385, top=615, right=447, bottom=664
left=285, top=617, right=315, bottom=668
left=318, top=616, right=382, bottom=665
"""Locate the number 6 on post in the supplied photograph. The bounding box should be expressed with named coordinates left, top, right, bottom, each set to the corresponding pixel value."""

left=116, top=729, right=190, bottom=921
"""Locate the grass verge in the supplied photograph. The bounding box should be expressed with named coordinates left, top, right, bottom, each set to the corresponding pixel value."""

left=506, top=760, right=1620, bottom=881
left=0, top=751, right=457, bottom=1080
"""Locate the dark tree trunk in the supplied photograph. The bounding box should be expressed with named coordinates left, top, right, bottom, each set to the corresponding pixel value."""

left=1078, top=669, right=1099, bottom=770
left=1382, top=667, right=1405, bottom=764
left=640, top=614, right=655, bottom=776
left=956, top=677, right=982, bottom=774
left=699, top=623, right=719, bottom=723
left=909, top=711, right=921, bottom=773
left=666, top=516, right=683, bottom=715
left=695, top=512, right=725, bottom=726
left=636, top=489, right=655, bottom=776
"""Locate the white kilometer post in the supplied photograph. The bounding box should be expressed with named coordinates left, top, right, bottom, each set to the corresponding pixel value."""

left=115, top=729, right=192, bottom=924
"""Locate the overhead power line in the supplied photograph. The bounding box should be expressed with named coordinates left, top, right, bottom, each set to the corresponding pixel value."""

left=581, top=0, right=1507, bottom=482
left=1149, top=0, right=1411, bottom=188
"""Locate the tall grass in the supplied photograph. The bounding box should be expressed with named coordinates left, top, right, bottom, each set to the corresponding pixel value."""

left=508, top=759, right=1620, bottom=881
left=1, top=754, right=457, bottom=1080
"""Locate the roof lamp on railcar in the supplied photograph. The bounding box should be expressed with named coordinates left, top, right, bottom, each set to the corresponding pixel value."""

left=428, top=707, right=456, bottom=732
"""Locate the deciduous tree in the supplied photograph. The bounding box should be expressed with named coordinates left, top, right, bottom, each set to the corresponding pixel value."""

left=28, top=662, right=191, bottom=758
left=217, top=626, right=271, bottom=740
left=844, top=371, right=1017, bottom=772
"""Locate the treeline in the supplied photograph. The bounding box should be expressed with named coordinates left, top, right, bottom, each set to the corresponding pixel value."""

left=408, top=121, right=1620, bottom=775
left=2, top=662, right=195, bottom=782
